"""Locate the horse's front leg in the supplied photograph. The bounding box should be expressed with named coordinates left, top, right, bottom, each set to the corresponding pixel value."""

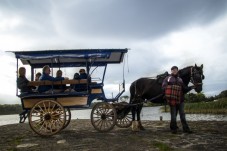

left=137, top=103, right=145, bottom=130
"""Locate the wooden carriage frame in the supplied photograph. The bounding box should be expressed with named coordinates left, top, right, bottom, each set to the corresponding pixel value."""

left=10, top=49, right=132, bottom=136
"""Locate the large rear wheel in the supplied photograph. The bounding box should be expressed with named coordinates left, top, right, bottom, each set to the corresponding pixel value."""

left=29, top=100, right=66, bottom=136
left=91, top=102, right=117, bottom=132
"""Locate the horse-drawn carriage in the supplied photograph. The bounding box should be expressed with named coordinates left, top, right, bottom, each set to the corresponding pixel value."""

left=11, top=49, right=132, bottom=136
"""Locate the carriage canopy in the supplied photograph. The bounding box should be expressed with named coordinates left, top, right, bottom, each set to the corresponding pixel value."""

left=10, top=49, right=128, bottom=68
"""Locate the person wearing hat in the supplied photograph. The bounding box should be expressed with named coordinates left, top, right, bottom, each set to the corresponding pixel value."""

left=162, top=66, right=194, bottom=134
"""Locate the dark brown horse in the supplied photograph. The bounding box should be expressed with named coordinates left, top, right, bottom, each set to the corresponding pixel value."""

left=130, top=64, right=204, bottom=131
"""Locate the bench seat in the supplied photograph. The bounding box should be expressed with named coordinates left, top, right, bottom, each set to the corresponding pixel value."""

left=27, top=79, right=87, bottom=86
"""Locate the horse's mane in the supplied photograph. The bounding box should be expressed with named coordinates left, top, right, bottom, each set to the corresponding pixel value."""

left=179, top=66, right=193, bottom=71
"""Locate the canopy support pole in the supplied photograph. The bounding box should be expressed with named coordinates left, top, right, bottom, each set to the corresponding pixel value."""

left=16, top=58, right=18, bottom=96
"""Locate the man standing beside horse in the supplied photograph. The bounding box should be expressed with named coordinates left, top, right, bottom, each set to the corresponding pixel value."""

left=162, top=66, right=194, bottom=134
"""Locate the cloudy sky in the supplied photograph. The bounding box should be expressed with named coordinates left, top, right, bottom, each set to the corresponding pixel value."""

left=0, top=0, right=227, bottom=104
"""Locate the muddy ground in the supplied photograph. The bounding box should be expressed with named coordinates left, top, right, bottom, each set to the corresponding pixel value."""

left=0, top=120, right=226, bottom=151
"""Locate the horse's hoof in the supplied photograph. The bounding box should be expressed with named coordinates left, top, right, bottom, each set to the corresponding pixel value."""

left=138, top=121, right=145, bottom=131
left=132, top=121, right=140, bottom=132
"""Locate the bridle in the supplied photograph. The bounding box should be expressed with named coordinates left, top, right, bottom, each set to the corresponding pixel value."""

left=190, top=67, right=203, bottom=86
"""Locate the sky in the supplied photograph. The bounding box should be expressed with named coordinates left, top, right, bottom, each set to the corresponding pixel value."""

left=0, top=0, right=227, bottom=104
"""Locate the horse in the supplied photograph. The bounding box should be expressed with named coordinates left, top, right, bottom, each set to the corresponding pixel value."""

left=129, top=64, right=205, bottom=131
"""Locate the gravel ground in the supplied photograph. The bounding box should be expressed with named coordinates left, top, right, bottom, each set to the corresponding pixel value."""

left=0, top=119, right=227, bottom=151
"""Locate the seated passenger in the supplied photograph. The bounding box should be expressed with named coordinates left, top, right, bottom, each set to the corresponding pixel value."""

left=79, top=69, right=88, bottom=79
left=35, top=72, right=41, bottom=81
left=38, top=65, right=68, bottom=93
left=54, top=70, right=66, bottom=90
left=17, top=67, right=34, bottom=93
left=70, top=73, right=80, bottom=90
left=74, top=73, right=80, bottom=79
left=74, top=69, right=88, bottom=92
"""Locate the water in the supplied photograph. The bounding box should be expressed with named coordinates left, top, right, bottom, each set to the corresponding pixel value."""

left=0, top=107, right=226, bottom=126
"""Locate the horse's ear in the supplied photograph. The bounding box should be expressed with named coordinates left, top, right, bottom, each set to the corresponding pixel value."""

left=201, top=64, right=203, bottom=69
left=195, top=64, right=197, bottom=68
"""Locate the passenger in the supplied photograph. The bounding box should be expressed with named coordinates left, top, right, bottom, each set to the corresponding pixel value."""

left=17, top=67, right=33, bottom=93
left=79, top=69, right=88, bottom=79
left=54, top=70, right=67, bottom=90
left=76, top=69, right=88, bottom=92
left=70, top=73, right=80, bottom=90
left=35, top=72, right=41, bottom=81
left=38, top=65, right=68, bottom=93
left=73, top=73, right=80, bottom=79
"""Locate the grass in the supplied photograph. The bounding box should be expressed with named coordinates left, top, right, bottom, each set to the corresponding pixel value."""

left=161, top=97, right=227, bottom=114
left=153, top=141, right=173, bottom=151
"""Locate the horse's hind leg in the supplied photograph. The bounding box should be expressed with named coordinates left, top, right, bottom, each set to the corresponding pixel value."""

left=137, top=104, right=145, bottom=130
left=131, top=106, right=139, bottom=131
left=131, top=106, right=136, bottom=121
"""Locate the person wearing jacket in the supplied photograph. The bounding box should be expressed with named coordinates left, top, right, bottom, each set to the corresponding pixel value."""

left=17, top=67, right=34, bottom=93
left=162, top=66, right=194, bottom=134
left=38, top=65, right=68, bottom=93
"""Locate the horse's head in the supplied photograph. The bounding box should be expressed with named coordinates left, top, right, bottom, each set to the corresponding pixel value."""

left=191, top=64, right=205, bottom=93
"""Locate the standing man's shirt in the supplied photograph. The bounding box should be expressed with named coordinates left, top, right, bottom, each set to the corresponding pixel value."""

left=162, top=75, right=192, bottom=104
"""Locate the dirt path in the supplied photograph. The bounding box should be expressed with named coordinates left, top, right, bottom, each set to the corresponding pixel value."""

left=0, top=120, right=226, bottom=151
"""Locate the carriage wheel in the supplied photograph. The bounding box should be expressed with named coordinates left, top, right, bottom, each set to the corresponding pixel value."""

left=62, top=107, right=71, bottom=130
left=91, top=102, right=117, bottom=132
left=29, top=100, right=66, bottom=136
left=116, top=102, right=132, bottom=128
left=116, top=111, right=133, bottom=128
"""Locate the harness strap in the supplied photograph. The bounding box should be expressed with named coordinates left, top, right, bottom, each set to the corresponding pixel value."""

left=145, top=93, right=164, bottom=102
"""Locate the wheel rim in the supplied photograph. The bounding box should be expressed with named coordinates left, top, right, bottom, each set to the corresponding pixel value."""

left=29, top=100, right=66, bottom=136
left=91, top=102, right=117, bottom=132
left=62, top=107, right=71, bottom=130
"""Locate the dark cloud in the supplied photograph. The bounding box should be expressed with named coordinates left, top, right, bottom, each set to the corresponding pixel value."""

left=0, top=0, right=227, bottom=104
left=52, top=0, right=227, bottom=39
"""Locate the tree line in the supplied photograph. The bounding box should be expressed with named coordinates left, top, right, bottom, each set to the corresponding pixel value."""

left=0, top=104, right=23, bottom=115
left=119, top=90, right=227, bottom=104
left=185, top=90, right=227, bottom=103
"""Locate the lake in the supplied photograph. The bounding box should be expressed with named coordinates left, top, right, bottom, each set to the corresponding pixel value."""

left=0, top=106, right=226, bottom=126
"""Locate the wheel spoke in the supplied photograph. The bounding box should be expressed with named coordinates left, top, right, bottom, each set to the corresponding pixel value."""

left=38, top=105, right=45, bottom=113
left=43, top=102, right=47, bottom=112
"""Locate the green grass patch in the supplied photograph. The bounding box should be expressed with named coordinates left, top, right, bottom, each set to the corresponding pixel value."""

left=161, top=98, right=227, bottom=114
left=153, top=141, right=173, bottom=151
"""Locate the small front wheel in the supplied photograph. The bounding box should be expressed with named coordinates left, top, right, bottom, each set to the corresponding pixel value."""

left=91, top=102, right=117, bottom=132
left=62, top=107, right=71, bottom=130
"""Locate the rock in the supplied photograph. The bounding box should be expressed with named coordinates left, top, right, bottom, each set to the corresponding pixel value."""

left=17, top=143, right=38, bottom=148
left=57, top=139, right=66, bottom=144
